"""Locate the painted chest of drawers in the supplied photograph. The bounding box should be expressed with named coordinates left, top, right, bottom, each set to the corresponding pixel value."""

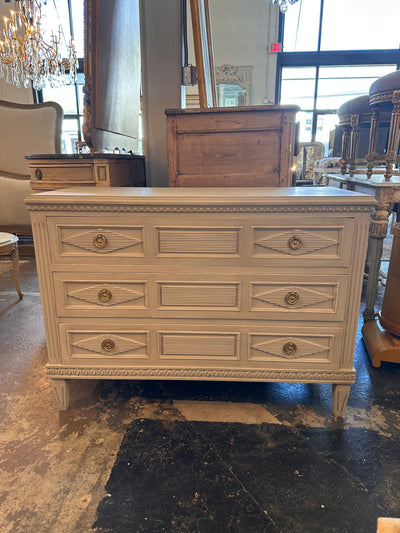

left=25, top=187, right=375, bottom=416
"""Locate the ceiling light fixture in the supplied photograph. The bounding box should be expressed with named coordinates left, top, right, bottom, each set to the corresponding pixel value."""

left=0, top=0, right=77, bottom=89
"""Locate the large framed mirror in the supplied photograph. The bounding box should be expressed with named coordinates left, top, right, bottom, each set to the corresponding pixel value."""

left=83, top=0, right=141, bottom=152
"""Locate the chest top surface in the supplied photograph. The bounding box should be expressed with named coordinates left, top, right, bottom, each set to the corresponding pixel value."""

left=25, top=186, right=376, bottom=212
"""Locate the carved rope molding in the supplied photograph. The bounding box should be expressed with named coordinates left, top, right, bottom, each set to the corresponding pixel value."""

left=340, top=112, right=372, bottom=125
left=25, top=203, right=374, bottom=213
left=46, top=366, right=356, bottom=383
left=370, top=91, right=399, bottom=106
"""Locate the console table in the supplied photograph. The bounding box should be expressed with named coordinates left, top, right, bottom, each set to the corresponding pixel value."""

left=25, top=187, right=375, bottom=417
left=27, top=153, right=146, bottom=192
left=326, top=174, right=400, bottom=322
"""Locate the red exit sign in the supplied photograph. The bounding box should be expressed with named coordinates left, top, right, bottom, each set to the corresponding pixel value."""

left=270, top=43, right=281, bottom=53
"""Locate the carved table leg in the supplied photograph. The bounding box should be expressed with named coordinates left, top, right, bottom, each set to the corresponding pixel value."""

left=363, top=198, right=392, bottom=323
left=52, top=379, right=70, bottom=410
left=11, top=244, right=23, bottom=300
left=364, top=236, right=384, bottom=322
left=332, top=384, right=351, bottom=418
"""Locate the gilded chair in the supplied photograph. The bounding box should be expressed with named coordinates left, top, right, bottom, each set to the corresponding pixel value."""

left=366, top=70, right=400, bottom=181
left=337, top=95, right=371, bottom=177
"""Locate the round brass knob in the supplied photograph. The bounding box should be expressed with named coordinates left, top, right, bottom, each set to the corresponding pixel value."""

left=93, top=234, right=107, bottom=248
left=288, top=236, right=303, bottom=250
left=35, top=168, right=42, bottom=180
left=285, top=291, right=299, bottom=305
left=283, top=341, right=297, bottom=355
left=101, top=338, right=115, bottom=352
left=98, top=288, right=112, bottom=302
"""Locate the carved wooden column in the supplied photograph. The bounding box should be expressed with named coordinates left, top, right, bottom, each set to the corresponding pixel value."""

left=363, top=190, right=394, bottom=322
left=384, top=90, right=400, bottom=182
left=349, top=114, right=360, bottom=177
left=340, top=124, right=351, bottom=175
left=366, top=105, right=379, bottom=180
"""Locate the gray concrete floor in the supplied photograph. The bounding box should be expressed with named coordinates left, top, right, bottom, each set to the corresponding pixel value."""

left=0, top=255, right=399, bottom=532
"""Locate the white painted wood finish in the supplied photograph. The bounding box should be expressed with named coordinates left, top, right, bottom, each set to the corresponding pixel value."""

left=25, top=187, right=375, bottom=416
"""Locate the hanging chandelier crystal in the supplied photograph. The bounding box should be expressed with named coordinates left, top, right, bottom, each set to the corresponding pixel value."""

left=266, top=0, right=300, bottom=13
left=0, top=0, right=77, bottom=90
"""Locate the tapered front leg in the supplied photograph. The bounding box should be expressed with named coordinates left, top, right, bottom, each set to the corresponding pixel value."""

left=332, top=384, right=351, bottom=418
left=52, top=379, right=70, bottom=410
left=11, top=245, right=23, bottom=300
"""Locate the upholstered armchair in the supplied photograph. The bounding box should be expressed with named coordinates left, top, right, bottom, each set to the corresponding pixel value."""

left=0, top=99, right=63, bottom=241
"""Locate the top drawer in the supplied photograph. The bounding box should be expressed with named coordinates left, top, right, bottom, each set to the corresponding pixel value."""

left=47, top=214, right=355, bottom=268
left=30, top=162, right=94, bottom=184
left=49, top=221, right=145, bottom=261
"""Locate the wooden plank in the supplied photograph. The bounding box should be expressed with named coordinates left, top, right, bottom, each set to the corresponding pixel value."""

left=190, top=0, right=217, bottom=108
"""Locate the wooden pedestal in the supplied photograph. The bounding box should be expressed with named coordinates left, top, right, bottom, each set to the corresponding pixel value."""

left=362, top=319, right=400, bottom=367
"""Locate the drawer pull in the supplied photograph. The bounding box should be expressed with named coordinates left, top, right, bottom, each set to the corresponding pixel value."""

left=94, top=234, right=108, bottom=248
left=98, top=288, right=112, bottom=302
left=285, top=291, right=299, bottom=305
left=35, top=168, right=42, bottom=180
left=288, top=236, right=303, bottom=250
left=101, top=338, right=115, bottom=352
left=283, top=341, right=297, bottom=355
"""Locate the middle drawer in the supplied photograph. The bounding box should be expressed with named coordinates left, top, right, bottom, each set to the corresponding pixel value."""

left=53, top=272, right=349, bottom=322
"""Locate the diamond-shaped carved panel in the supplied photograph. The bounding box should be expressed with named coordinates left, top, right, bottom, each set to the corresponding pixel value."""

left=253, top=229, right=340, bottom=256
left=71, top=333, right=148, bottom=356
left=251, top=285, right=335, bottom=310
left=67, top=283, right=146, bottom=307
left=61, top=228, right=143, bottom=254
left=250, top=336, right=330, bottom=360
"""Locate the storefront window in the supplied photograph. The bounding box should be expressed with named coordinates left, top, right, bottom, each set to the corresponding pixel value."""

left=279, top=0, right=400, bottom=152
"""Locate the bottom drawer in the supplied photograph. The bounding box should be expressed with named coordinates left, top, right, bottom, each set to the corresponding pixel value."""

left=59, top=326, right=150, bottom=363
left=58, top=323, right=343, bottom=369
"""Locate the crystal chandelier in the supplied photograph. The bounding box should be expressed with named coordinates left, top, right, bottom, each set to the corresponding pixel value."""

left=0, top=0, right=77, bottom=90
left=266, top=0, right=300, bottom=13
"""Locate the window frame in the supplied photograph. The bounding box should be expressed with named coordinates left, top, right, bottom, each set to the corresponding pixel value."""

left=32, top=0, right=84, bottom=152
left=276, top=2, right=400, bottom=143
